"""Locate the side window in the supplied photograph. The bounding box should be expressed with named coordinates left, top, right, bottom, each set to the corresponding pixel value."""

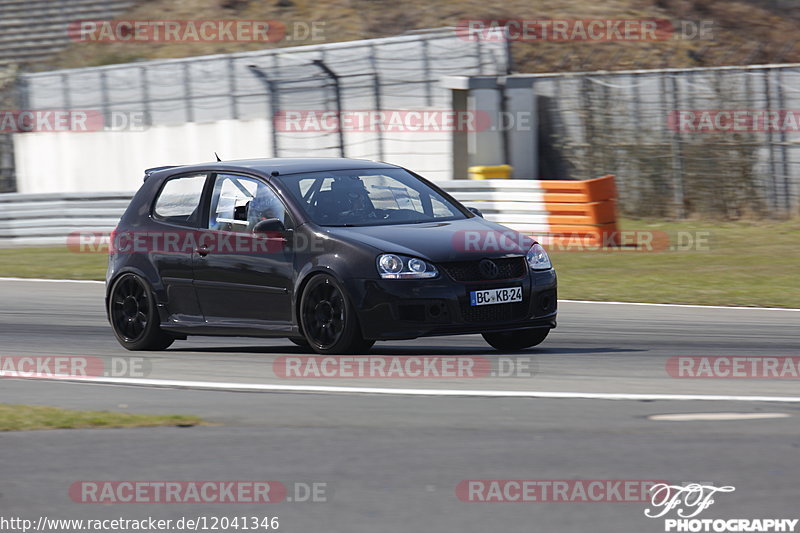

left=153, top=174, right=207, bottom=225
left=208, top=174, right=292, bottom=233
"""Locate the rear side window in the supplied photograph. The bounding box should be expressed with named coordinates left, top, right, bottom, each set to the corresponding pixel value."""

left=153, top=174, right=207, bottom=225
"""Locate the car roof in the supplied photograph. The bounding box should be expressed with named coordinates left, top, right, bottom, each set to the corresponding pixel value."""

left=147, top=157, right=401, bottom=180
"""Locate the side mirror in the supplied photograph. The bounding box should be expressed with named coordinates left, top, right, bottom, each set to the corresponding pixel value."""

left=467, top=206, right=484, bottom=218
left=252, top=218, right=287, bottom=235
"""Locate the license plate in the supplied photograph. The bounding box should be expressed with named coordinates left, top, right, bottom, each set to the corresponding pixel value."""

left=469, top=287, right=523, bottom=306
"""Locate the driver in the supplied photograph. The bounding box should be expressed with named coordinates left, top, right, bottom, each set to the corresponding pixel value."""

left=333, top=177, right=375, bottom=220
left=247, top=185, right=283, bottom=231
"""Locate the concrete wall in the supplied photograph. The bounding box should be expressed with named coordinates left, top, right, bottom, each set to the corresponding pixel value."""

left=442, top=76, right=538, bottom=179
left=13, top=119, right=452, bottom=193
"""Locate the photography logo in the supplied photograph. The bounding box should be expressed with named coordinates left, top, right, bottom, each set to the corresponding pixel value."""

left=644, top=483, right=798, bottom=532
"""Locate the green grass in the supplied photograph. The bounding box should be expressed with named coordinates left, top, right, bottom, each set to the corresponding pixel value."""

left=549, top=218, right=800, bottom=308
left=0, top=218, right=797, bottom=307
left=0, top=246, right=108, bottom=281
left=0, top=404, right=204, bottom=431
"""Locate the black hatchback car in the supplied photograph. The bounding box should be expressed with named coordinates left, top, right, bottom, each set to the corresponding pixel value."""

left=106, top=158, right=557, bottom=354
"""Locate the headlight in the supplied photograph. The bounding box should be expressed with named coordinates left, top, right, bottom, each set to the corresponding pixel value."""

left=377, top=254, right=438, bottom=279
left=526, top=243, right=552, bottom=270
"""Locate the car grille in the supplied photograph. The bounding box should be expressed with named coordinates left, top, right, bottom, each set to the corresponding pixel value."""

left=440, top=257, right=527, bottom=282
left=460, top=302, right=528, bottom=323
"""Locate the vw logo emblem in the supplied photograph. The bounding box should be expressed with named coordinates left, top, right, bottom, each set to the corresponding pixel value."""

left=478, top=259, right=499, bottom=280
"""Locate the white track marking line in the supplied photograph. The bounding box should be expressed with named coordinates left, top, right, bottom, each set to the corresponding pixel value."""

left=559, top=300, right=800, bottom=311
left=0, top=278, right=798, bottom=312
left=8, top=375, right=800, bottom=402
left=648, top=413, right=791, bottom=421
left=0, top=277, right=103, bottom=284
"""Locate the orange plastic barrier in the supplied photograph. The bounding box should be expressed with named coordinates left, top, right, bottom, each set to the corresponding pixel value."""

left=541, top=175, right=618, bottom=247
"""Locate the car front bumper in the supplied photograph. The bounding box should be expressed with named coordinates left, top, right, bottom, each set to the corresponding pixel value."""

left=345, top=269, right=557, bottom=340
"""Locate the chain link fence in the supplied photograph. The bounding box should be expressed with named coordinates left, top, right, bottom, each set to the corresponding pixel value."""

left=16, top=29, right=508, bottom=179
left=534, top=64, right=800, bottom=218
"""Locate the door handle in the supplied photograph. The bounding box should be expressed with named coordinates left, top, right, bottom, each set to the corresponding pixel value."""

left=196, top=245, right=209, bottom=257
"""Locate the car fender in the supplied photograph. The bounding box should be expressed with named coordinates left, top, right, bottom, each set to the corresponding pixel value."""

left=292, top=232, right=382, bottom=326
left=104, top=265, right=161, bottom=323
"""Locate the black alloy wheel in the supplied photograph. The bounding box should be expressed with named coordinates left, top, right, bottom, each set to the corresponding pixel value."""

left=300, top=274, right=374, bottom=355
left=109, top=273, right=174, bottom=351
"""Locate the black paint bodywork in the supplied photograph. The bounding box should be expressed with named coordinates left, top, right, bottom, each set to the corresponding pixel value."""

left=106, top=158, right=557, bottom=341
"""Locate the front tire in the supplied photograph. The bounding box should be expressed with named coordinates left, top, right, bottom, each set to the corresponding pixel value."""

left=108, top=273, right=175, bottom=351
left=482, top=328, right=549, bottom=351
left=299, top=274, right=374, bottom=355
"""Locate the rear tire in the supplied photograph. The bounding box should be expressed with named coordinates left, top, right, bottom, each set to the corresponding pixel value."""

left=300, top=274, right=375, bottom=355
left=108, top=273, right=175, bottom=351
left=482, top=328, right=549, bottom=351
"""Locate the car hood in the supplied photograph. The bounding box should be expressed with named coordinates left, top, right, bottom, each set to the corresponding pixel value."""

left=322, top=217, right=535, bottom=262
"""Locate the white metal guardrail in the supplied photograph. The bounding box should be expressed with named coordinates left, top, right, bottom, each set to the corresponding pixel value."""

left=0, top=178, right=618, bottom=247
left=0, top=191, right=134, bottom=246
left=440, top=180, right=554, bottom=233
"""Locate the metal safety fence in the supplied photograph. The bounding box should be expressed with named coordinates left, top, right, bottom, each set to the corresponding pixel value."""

left=15, top=29, right=508, bottom=172
left=532, top=64, right=800, bottom=218
left=1, top=178, right=593, bottom=247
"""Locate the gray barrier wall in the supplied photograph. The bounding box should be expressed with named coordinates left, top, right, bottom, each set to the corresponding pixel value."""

left=19, top=28, right=508, bottom=164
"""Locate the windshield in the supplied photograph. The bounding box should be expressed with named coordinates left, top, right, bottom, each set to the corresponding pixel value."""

left=274, top=168, right=468, bottom=227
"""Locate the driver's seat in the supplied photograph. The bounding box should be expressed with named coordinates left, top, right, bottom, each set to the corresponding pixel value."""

left=313, top=190, right=343, bottom=221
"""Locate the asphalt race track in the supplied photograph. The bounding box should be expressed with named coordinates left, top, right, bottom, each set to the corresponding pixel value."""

left=2, top=278, right=799, bottom=533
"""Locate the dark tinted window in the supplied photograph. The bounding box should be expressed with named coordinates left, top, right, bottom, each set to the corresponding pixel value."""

left=275, top=168, right=465, bottom=227
left=153, top=174, right=207, bottom=225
